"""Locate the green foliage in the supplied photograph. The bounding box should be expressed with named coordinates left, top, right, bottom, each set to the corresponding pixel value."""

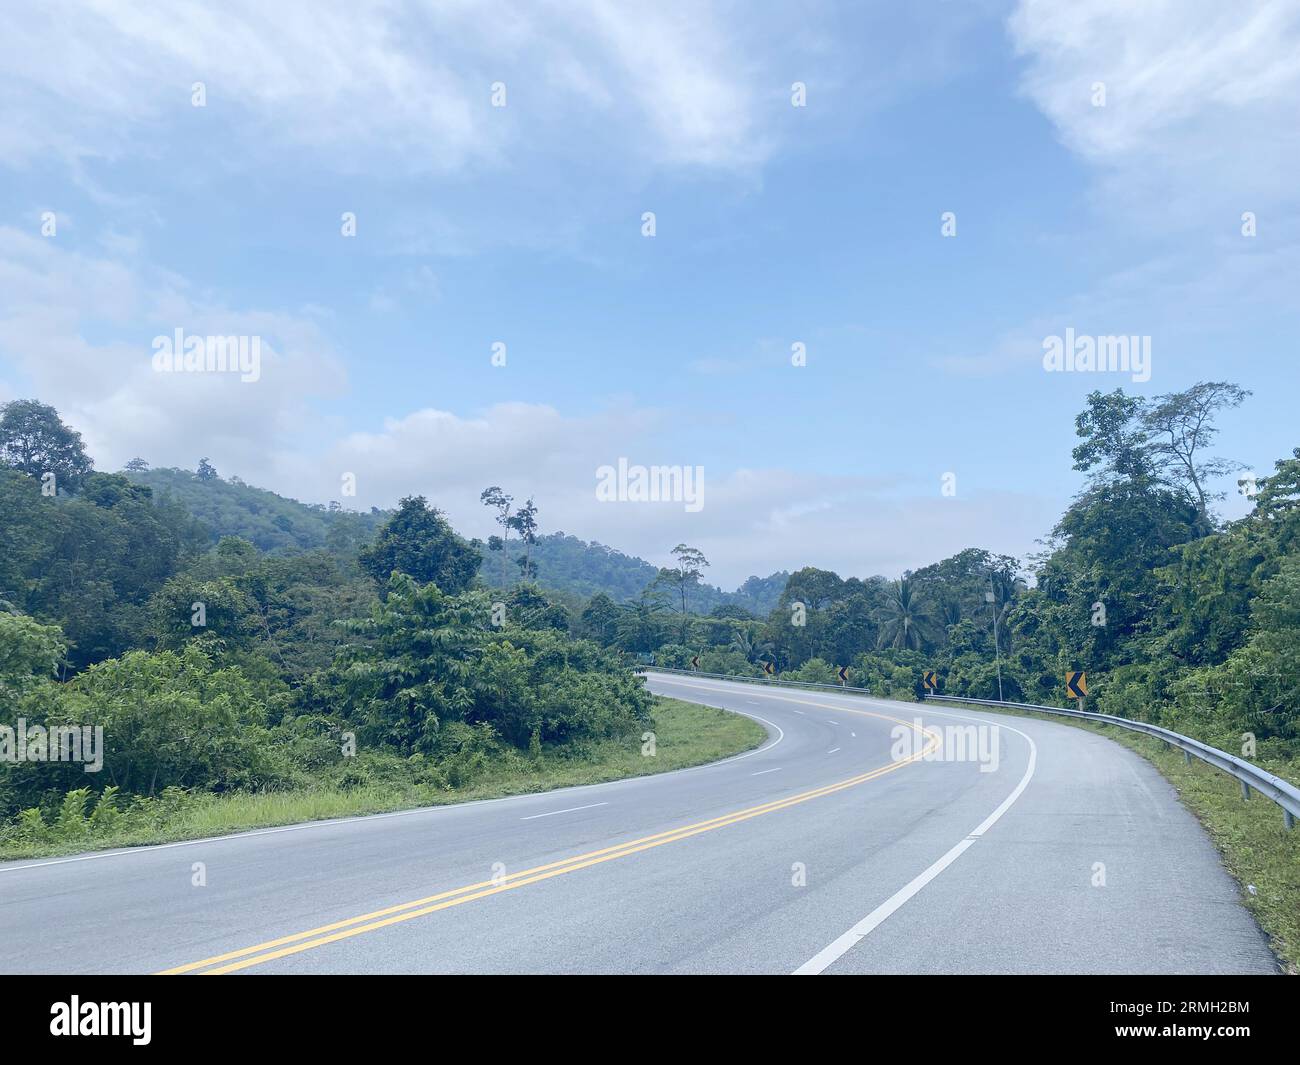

left=0, top=468, right=203, bottom=669
left=577, top=592, right=622, bottom=643
left=653, top=544, right=711, bottom=620
left=1163, top=557, right=1300, bottom=752
left=316, top=575, right=651, bottom=759
left=875, top=578, right=939, bottom=651
left=486, top=531, right=787, bottom=615
left=149, top=575, right=259, bottom=651
left=50, top=644, right=284, bottom=795
left=0, top=399, right=93, bottom=490
left=124, top=466, right=383, bottom=555
left=504, top=582, right=571, bottom=632
left=0, top=612, right=66, bottom=694
left=790, top=657, right=838, bottom=684
left=358, top=496, right=481, bottom=593
left=6, top=386, right=1299, bottom=855
left=56, top=787, right=92, bottom=838
left=1072, top=382, right=1250, bottom=533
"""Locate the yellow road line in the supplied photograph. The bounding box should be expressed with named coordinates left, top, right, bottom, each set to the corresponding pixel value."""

left=161, top=690, right=938, bottom=975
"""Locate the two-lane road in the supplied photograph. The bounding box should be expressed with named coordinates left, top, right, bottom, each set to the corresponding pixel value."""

left=0, top=674, right=1277, bottom=974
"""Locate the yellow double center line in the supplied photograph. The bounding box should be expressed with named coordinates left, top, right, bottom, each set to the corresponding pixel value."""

left=161, top=693, right=940, bottom=974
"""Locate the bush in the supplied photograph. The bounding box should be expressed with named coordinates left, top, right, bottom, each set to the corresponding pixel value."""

left=790, top=657, right=838, bottom=684
left=0, top=612, right=65, bottom=695
left=319, top=575, right=652, bottom=757
left=7, top=644, right=286, bottom=810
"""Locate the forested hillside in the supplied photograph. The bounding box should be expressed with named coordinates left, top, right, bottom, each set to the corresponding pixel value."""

left=0, top=401, right=653, bottom=849
left=115, top=467, right=786, bottom=614
left=482, top=532, right=787, bottom=615
left=3, top=381, right=1297, bottom=857
left=124, top=465, right=385, bottom=556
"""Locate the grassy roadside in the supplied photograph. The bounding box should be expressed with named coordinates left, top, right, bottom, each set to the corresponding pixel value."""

left=941, top=699, right=1300, bottom=974
left=0, top=696, right=766, bottom=862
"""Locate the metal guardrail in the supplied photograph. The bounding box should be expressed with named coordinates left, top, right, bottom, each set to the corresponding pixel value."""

left=639, top=665, right=874, bottom=697
left=640, top=666, right=1299, bottom=830
left=925, top=694, right=1300, bottom=831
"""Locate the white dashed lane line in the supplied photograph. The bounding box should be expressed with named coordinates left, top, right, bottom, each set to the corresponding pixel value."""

left=520, top=802, right=609, bottom=821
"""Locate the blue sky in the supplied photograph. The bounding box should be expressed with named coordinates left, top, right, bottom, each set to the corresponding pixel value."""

left=2, top=1, right=1298, bottom=585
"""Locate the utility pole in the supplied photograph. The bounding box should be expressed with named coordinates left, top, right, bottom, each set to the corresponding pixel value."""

left=987, top=571, right=1005, bottom=702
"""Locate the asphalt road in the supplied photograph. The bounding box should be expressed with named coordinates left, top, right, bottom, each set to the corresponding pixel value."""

left=0, top=673, right=1278, bottom=974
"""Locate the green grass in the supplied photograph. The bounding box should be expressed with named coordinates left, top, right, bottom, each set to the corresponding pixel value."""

left=0, top=696, right=766, bottom=862
left=940, top=699, right=1300, bottom=974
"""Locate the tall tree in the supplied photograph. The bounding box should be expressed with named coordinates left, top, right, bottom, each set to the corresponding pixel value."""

left=875, top=578, right=936, bottom=651
left=479, top=486, right=513, bottom=587
left=0, top=399, right=93, bottom=490
left=359, top=496, right=481, bottom=593
left=1072, top=382, right=1250, bottom=533
left=507, top=497, right=539, bottom=583
left=1071, top=389, right=1155, bottom=486
left=655, top=544, right=710, bottom=619
left=578, top=592, right=622, bottom=645
left=1142, top=381, right=1249, bottom=533
left=1254, top=448, right=1300, bottom=520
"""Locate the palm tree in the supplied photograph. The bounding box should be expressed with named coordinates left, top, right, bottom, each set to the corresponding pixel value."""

left=875, top=578, right=937, bottom=651
left=731, top=628, right=772, bottom=663
left=616, top=594, right=668, bottom=654
left=937, top=594, right=963, bottom=631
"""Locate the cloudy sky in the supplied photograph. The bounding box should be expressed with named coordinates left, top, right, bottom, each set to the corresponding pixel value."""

left=2, top=0, right=1298, bottom=586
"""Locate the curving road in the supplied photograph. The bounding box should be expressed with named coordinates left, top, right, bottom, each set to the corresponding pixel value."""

left=0, top=673, right=1278, bottom=974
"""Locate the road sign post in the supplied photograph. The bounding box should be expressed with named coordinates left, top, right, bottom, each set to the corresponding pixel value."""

left=1066, top=671, right=1087, bottom=710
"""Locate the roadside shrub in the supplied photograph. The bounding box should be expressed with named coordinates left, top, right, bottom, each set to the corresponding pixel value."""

left=790, top=657, right=838, bottom=684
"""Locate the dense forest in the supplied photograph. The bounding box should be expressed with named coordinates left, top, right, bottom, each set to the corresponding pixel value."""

left=0, top=401, right=654, bottom=842
left=119, top=468, right=787, bottom=614
left=2, top=380, right=1297, bottom=848
left=622, top=382, right=1300, bottom=769
left=123, top=465, right=387, bottom=556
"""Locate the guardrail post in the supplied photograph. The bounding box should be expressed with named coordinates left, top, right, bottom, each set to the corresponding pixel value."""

left=1285, top=808, right=1295, bottom=831
left=1183, top=749, right=1191, bottom=765
left=1240, top=780, right=1251, bottom=801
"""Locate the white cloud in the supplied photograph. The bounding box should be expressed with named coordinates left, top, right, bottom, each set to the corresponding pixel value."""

left=1009, top=0, right=1300, bottom=222
left=941, top=3, right=1300, bottom=380
left=0, top=223, right=1054, bottom=584
left=269, top=399, right=1053, bottom=586
left=0, top=227, right=346, bottom=473
left=0, top=0, right=783, bottom=175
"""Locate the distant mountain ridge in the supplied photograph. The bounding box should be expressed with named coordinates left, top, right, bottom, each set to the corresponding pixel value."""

left=488, top=532, right=789, bottom=615
left=123, top=466, right=788, bottom=615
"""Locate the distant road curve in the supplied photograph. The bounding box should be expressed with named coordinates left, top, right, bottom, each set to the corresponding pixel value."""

left=0, top=674, right=1277, bottom=974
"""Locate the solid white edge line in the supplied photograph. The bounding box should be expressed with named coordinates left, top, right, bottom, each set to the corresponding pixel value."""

left=520, top=802, right=608, bottom=821
left=793, top=707, right=1038, bottom=975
